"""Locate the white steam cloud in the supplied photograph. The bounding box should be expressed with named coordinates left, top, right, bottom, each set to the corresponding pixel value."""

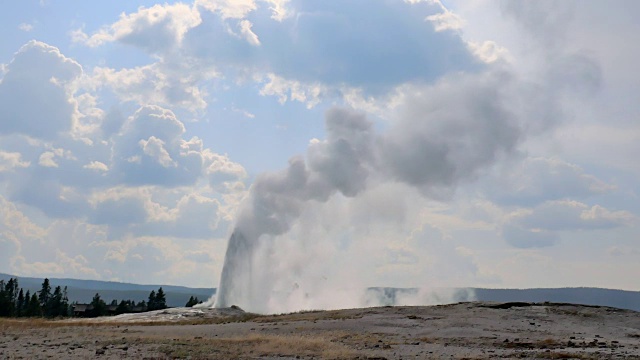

left=213, top=51, right=600, bottom=314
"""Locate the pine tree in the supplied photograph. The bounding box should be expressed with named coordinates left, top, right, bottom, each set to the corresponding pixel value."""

left=90, top=293, right=106, bottom=317
left=26, top=293, right=42, bottom=317
left=155, top=287, right=167, bottom=310
left=38, top=278, right=52, bottom=310
left=116, top=300, right=129, bottom=314
left=48, top=286, right=63, bottom=317
left=16, top=289, right=25, bottom=317
left=186, top=296, right=201, bottom=307
left=61, top=286, right=69, bottom=317
left=148, top=290, right=157, bottom=311
left=0, top=280, right=8, bottom=317
left=5, top=278, right=18, bottom=316
left=23, top=290, right=31, bottom=316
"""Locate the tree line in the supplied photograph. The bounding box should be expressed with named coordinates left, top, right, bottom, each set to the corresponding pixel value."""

left=85, top=287, right=168, bottom=317
left=185, top=295, right=203, bottom=307
left=0, top=278, right=69, bottom=318
left=0, top=277, right=203, bottom=318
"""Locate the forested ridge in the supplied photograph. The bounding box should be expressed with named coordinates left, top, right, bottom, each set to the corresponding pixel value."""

left=0, top=277, right=201, bottom=318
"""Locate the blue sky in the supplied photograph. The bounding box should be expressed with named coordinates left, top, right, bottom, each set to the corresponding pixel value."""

left=0, top=0, right=638, bottom=294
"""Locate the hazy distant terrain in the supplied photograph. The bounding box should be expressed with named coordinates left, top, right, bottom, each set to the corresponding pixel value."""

left=0, top=273, right=214, bottom=308
left=366, top=287, right=640, bottom=312
left=472, top=287, right=640, bottom=312
left=3, top=273, right=639, bottom=312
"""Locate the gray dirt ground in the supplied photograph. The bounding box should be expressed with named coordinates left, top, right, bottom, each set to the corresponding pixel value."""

left=1, top=302, right=639, bottom=359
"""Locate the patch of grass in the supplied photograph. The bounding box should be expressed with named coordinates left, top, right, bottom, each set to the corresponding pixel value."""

left=528, top=351, right=600, bottom=359
left=547, top=308, right=596, bottom=318
left=535, top=338, right=563, bottom=348
left=334, top=331, right=396, bottom=347
left=156, top=333, right=360, bottom=359
left=416, top=337, right=436, bottom=344
left=0, top=313, right=261, bottom=330
left=255, top=309, right=361, bottom=323
left=500, top=338, right=564, bottom=350
left=0, top=318, right=94, bottom=330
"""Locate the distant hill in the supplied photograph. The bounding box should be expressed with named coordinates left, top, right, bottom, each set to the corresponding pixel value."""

left=365, top=286, right=640, bottom=312
left=0, top=273, right=215, bottom=307
left=2, top=273, right=638, bottom=311
left=472, top=287, right=640, bottom=312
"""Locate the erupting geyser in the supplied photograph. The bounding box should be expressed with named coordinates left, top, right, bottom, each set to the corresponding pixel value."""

left=215, top=108, right=378, bottom=311
left=215, top=230, right=251, bottom=308
left=214, top=68, right=579, bottom=313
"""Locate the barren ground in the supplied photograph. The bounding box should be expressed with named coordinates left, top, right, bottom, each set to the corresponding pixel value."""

left=1, top=302, right=639, bottom=359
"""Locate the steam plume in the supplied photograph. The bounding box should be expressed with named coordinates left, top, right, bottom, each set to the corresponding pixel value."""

left=214, top=67, right=595, bottom=313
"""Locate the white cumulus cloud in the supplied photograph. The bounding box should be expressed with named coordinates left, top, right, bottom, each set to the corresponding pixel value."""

left=0, top=151, right=30, bottom=171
